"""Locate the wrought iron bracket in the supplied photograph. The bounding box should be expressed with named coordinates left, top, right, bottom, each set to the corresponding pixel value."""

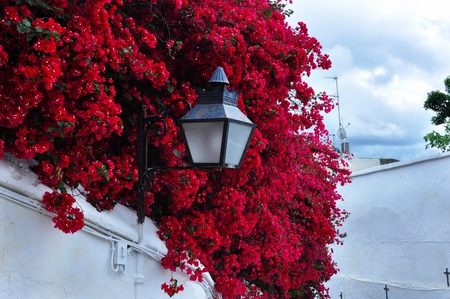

left=136, top=100, right=192, bottom=224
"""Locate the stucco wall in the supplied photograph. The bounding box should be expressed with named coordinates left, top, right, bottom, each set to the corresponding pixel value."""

left=0, top=154, right=214, bottom=299
left=6, top=149, right=450, bottom=299
left=327, top=153, right=450, bottom=299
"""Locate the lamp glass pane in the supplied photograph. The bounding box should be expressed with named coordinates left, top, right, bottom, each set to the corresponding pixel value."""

left=182, top=122, right=224, bottom=164
left=224, top=122, right=253, bottom=167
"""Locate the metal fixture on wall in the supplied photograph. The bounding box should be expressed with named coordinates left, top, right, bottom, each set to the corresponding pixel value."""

left=136, top=67, right=256, bottom=224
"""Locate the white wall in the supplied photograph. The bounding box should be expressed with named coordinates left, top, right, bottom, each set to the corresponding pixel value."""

left=327, top=153, right=450, bottom=299
left=0, top=154, right=215, bottom=299
left=7, top=150, right=450, bottom=299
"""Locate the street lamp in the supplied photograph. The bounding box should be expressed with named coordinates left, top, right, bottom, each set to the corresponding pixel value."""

left=137, top=67, right=256, bottom=224
left=179, top=67, right=256, bottom=169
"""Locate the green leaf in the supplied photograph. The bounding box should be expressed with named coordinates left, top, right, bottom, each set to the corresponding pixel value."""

left=17, top=22, right=31, bottom=34
left=188, top=226, right=196, bottom=234
left=173, top=149, right=182, bottom=157
left=98, top=165, right=110, bottom=182
left=47, top=127, right=59, bottom=133
left=24, top=0, right=37, bottom=5
left=36, top=0, right=53, bottom=10
left=22, top=19, right=31, bottom=27
left=104, top=85, right=110, bottom=94
left=264, top=9, right=272, bottom=19
left=56, top=181, right=67, bottom=193
left=93, top=81, right=100, bottom=95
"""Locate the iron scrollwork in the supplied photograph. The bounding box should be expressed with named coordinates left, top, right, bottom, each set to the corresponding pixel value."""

left=136, top=99, right=192, bottom=224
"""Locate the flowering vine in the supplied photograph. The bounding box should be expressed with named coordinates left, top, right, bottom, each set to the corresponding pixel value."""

left=0, top=0, right=351, bottom=298
left=161, top=278, right=185, bottom=297
left=42, top=191, right=85, bottom=233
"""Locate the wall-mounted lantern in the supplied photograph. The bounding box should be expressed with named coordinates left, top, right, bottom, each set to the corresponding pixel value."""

left=136, top=67, right=256, bottom=224
left=179, top=67, right=256, bottom=169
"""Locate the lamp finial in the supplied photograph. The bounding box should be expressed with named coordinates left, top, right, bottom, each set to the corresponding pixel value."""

left=208, top=67, right=229, bottom=84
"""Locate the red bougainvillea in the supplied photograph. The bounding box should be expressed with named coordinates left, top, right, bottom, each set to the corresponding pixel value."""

left=0, top=0, right=350, bottom=298
left=161, top=278, right=185, bottom=297
left=42, top=191, right=85, bottom=233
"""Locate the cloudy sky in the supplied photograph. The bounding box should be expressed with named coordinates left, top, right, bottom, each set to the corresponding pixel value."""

left=288, top=0, right=450, bottom=161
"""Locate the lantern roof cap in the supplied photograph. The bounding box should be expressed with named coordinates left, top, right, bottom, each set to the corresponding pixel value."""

left=208, top=67, right=230, bottom=85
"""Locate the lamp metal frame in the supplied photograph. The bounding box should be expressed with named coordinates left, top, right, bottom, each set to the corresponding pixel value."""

left=135, top=67, right=256, bottom=224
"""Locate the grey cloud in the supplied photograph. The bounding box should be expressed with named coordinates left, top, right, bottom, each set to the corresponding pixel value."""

left=290, top=0, right=450, bottom=160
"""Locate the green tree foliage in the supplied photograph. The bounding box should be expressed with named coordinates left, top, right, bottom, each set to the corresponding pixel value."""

left=424, top=76, right=450, bottom=152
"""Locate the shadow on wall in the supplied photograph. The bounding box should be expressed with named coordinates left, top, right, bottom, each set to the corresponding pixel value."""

left=379, top=158, right=400, bottom=165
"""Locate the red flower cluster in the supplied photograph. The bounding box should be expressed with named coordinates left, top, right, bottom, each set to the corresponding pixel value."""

left=161, top=278, right=184, bottom=297
left=0, top=0, right=350, bottom=298
left=42, top=191, right=84, bottom=233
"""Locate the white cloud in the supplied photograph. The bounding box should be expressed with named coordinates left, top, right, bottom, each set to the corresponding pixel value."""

left=326, top=44, right=354, bottom=71
left=288, top=0, right=450, bottom=160
left=349, top=118, right=407, bottom=140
